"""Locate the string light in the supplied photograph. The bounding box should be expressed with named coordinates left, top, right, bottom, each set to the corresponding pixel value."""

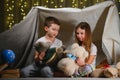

left=55, top=5, right=58, bottom=8
left=4, top=0, right=120, bottom=29
left=59, top=5, right=62, bottom=7
left=46, top=0, right=49, bottom=3
left=60, top=0, right=64, bottom=2
left=96, top=0, right=99, bottom=3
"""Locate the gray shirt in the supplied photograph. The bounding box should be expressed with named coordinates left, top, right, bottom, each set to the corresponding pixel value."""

left=36, top=36, right=63, bottom=48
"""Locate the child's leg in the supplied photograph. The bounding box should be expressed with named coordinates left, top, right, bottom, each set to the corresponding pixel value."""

left=40, top=66, right=53, bottom=77
left=20, top=62, right=39, bottom=77
left=78, top=64, right=94, bottom=77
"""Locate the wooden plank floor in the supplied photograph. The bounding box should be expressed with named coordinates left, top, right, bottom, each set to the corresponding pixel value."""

left=0, top=78, right=120, bottom=80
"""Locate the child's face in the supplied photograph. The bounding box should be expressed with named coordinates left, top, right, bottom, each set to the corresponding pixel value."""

left=45, top=23, right=60, bottom=38
left=76, top=27, right=85, bottom=42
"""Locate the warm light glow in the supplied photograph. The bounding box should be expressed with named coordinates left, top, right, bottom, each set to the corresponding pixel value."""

left=4, top=0, right=120, bottom=29
left=60, top=0, right=64, bottom=2
left=60, top=5, right=62, bottom=7
left=46, top=0, right=48, bottom=3
left=51, top=1, right=54, bottom=4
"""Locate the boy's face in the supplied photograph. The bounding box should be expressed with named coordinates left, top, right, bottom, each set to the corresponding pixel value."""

left=45, top=23, right=60, bottom=38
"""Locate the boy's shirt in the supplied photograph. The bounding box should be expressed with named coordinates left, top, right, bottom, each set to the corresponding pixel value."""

left=35, top=36, right=63, bottom=67
left=36, top=36, right=63, bottom=48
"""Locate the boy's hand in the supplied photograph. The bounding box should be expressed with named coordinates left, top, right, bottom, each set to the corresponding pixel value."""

left=34, top=51, right=39, bottom=59
left=38, top=52, right=45, bottom=60
left=34, top=51, right=45, bottom=61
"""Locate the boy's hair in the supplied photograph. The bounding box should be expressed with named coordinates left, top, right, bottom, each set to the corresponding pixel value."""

left=44, top=16, right=60, bottom=27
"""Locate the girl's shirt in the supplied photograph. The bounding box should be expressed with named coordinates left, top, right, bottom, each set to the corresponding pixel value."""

left=36, top=36, right=63, bottom=48
left=90, top=43, right=97, bottom=67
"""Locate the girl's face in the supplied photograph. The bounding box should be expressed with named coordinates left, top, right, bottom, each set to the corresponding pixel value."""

left=76, top=27, right=85, bottom=42
left=45, top=23, right=60, bottom=38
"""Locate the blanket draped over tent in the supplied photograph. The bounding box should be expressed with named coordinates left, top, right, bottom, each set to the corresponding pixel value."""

left=0, top=1, right=120, bottom=68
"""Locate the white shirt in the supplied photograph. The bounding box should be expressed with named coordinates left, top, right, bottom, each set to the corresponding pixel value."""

left=36, top=36, right=63, bottom=48
left=90, top=43, right=97, bottom=66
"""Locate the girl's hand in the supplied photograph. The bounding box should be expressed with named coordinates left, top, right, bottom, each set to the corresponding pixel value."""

left=75, top=57, right=85, bottom=66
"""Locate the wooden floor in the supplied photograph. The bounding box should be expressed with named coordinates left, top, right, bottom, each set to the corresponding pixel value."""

left=1, top=59, right=119, bottom=80
left=0, top=78, right=120, bottom=80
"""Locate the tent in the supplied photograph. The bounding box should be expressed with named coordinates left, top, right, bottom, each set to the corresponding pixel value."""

left=0, top=1, right=120, bottom=69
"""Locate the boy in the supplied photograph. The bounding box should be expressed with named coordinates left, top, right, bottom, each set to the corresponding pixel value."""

left=21, top=16, right=63, bottom=77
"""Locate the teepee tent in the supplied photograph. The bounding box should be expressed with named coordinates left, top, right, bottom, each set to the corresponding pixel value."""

left=0, top=1, right=120, bottom=68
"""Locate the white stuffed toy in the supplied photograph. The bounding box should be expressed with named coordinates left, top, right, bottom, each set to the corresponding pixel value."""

left=91, top=61, right=120, bottom=78
left=57, top=43, right=89, bottom=76
left=116, top=61, right=120, bottom=77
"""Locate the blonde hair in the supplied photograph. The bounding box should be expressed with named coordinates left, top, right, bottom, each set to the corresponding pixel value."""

left=75, top=22, right=92, bottom=54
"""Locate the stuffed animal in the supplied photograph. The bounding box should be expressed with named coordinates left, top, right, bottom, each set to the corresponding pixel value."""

left=91, top=62, right=119, bottom=78
left=104, top=61, right=120, bottom=78
left=91, top=68, right=105, bottom=77
left=116, top=61, right=120, bottom=77
left=57, top=43, right=89, bottom=76
left=34, top=42, right=51, bottom=52
left=104, top=67, right=118, bottom=78
left=34, top=42, right=65, bottom=67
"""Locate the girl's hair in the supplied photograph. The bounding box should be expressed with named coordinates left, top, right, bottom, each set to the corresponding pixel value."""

left=75, top=22, right=92, bottom=53
left=44, top=16, right=60, bottom=27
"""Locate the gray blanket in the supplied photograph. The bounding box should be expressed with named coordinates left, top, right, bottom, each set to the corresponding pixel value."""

left=0, top=1, right=120, bottom=68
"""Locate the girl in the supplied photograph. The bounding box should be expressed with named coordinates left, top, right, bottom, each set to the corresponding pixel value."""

left=74, top=22, right=97, bottom=77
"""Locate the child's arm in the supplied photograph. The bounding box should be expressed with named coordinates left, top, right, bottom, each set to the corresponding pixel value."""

left=34, top=51, right=46, bottom=61
left=76, top=55, right=96, bottom=66
left=34, top=51, right=39, bottom=59
left=85, top=55, right=96, bottom=64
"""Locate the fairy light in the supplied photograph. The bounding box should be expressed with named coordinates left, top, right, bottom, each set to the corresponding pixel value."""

left=6, top=4, right=9, bottom=6
left=60, top=0, right=64, bottom=2
left=83, top=6, right=86, bottom=8
left=33, top=1, right=39, bottom=6
left=96, top=0, right=99, bottom=3
left=55, top=5, right=58, bottom=8
left=80, top=2, right=83, bottom=5
left=58, top=0, right=65, bottom=8
left=46, top=0, right=49, bottom=3
left=51, top=1, right=54, bottom=4
left=72, top=0, right=78, bottom=8
left=59, top=5, right=63, bottom=7
left=44, top=5, right=47, bottom=8
left=3, top=0, right=120, bottom=30
left=5, top=0, right=15, bottom=29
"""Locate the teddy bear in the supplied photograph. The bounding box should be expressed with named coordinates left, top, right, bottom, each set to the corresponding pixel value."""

left=57, top=43, right=89, bottom=76
left=116, top=61, right=120, bottom=77
left=91, top=61, right=120, bottom=78
left=91, top=66, right=118, bottom=78
left=34, top=41, right=65, bottom=67
left=104, top=66, right=118, bottom=78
